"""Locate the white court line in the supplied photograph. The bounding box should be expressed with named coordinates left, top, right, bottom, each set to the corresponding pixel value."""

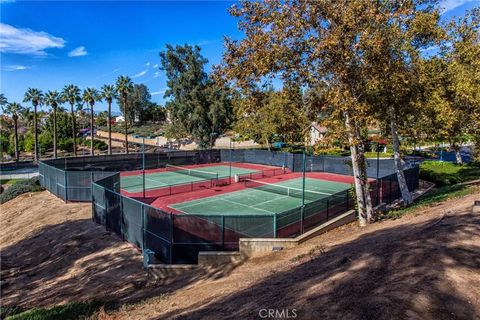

left=173, top=192, right=275, bottom=215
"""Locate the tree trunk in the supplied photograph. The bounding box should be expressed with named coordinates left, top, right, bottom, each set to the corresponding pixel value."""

left=33, top=104, right=38, bottom=161
left=389, top=105, right=413, bottom=206
left=14, top=117, right=19, bottom=163
left=90, top=103, right=94, bottom=156
left=265, top=136, right=271, bottom=151
left=108, top=100, right=112, bottom=154
left=344, top=110, right=372, bottom=226
left=53, top=107, right=57, bottom=159
left=452, top=143, right=463, bottom=164
left=124, top=97, right=129, bottom=154
left=71, top=103, right=77, bottom=156
left=354, top=121, right=374, bottom=221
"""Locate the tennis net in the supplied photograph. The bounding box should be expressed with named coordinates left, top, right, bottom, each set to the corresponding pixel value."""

left=166, top=164, right=219, bottom=180
left=244, top=178, right=331, bottom=201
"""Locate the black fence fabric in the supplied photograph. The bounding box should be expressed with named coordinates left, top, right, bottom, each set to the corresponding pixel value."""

left=90, top=166, right=418, bottom=264
left=40, top=151, right=420, bottom=265
left=221, top=149, right=399, bottom=178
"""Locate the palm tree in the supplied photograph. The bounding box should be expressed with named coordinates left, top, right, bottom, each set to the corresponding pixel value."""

left=2, top=102, right=24, bottom=163
left=23, top=88, right=43, bottom=161
left=44, top=90, right=63, bottom=159
left=61, top=84, right=81, bottom=156
left=100, top=84, right=117, bottom=154
left=0, top=93, right=8, bottom=107
left=0, top=94, right=8, bottom=161
left=115, top=76, right=133, bottom=154
left=82, top=88, right=102, bottom=156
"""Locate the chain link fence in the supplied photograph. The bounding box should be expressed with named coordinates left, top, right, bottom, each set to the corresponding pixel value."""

left=40, top=149, right=419, bottom=264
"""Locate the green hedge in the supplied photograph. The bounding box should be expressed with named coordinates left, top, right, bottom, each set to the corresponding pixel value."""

left=0, top=177, right=44, bottom=204
left=419, top=161, right=480, bottom=187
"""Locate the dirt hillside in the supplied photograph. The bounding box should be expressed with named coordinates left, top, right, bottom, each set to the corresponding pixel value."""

left=0, top=191, right=154, bottom=308
left=1, top=188, right=479, bottom=320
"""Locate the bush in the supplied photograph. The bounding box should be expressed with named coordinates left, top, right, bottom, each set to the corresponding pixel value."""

left=38, top=131, right=53, bottom=152
left=23, top=133, right=35, bottom=152
left=1, top=301, right=102, bottom=320
left=57, top=138, right=74, bottom=152
left=93, top=139, right=108, bottom=151
left=0, top=177, right=44, bottom=204
left=419, top=161, right=480, bottom=187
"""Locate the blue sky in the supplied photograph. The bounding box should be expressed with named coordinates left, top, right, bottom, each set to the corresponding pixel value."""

left=1, top=0, right=479, bottom=114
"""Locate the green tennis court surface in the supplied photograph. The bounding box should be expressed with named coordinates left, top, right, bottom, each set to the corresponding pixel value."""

left=170, top=177, right=351, bottom=216
left=121, top=165, right=271, bottom=193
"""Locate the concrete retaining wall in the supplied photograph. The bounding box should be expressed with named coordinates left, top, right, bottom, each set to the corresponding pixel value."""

left=239, top=210, right=356, bottom=257
left=198, top=251, right=245, bottom=268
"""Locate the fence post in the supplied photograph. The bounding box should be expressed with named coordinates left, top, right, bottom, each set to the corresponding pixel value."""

left=326, top=200, right=330, bottom=221
left=221, top=215, right=225, bottom=250
left=273, top=214, right=277, bottom=238
left=91, top=185, right=95, bottom=222
left=389, top=178, right=393, bottom=203
left=64, top=170, right=68, bottom=202
left=90, top=172, right=94, bottom=200
left=141, top=204, right=146, bottom=251
left=169, top=213, right=174, bottom=264
left=300, top=206, right=304, bottom=234
left=120, top=196, right=125, bottom=241
left=346, top=190, right=349, bottom=210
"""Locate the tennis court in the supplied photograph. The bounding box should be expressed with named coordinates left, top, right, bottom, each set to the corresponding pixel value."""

left=170, top=177, right=351, bottom=216
left=121, top=164, right=284, bottom=194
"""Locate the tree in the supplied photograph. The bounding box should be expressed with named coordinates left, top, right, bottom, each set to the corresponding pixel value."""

left=44, top=90, right=63, bottom=158
left=359, top=0, right=444, bottom=205
left=100, top=84, right=117, bottom=154
left=160, top=44, right=233, bottom=149
left=2, top=102, right=23, bottom=163
left=442, top=9, right=480, bottom=163
left=23, top=88, right=43, bottom=161
left=219, top=1, right=379, bottom=224
left=116, top=76, right=133, bottom=153
left=83, top=87, right=102, bottom=155
left=0, top=93, right=7, bottom=107
left=143, top=103, right=167, bottom=123
left=234, top=85, right=308, bottom=149
left=118, top=83, right=153, bottom=124
left=61, top=84, right=81, bottom=156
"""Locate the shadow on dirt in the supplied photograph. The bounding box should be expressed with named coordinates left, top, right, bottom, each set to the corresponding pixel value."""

left=0, top=218, right=243, bottom=311
left=154, top=211, right=480, bottom=320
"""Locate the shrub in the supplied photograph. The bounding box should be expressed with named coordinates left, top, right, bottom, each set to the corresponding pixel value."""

left=0, top=177, right=44, bottom=204
left=38, top=131, right=53, bottom=152
left=419, top=161, right=480, bottom=186
left=1, top=301, right=102, bottom=320
left=57, top=138, right=74, bottom=152
left=93, top=139, right=108, bottom=151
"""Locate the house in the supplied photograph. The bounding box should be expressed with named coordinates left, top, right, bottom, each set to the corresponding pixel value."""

left=304, top=122, right=327, bottom=146
left=115, top=115, right=125, bottom=123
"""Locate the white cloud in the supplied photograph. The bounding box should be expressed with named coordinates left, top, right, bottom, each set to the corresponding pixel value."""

left=440, top=0, right=477, bottom=13
left=151, top=89, right=166, bottom=96
left=153, top=64, right=159, bottom=68
left=3, top=65, right=31, bottom=71
left=0, top=23, right=65, bottom=55
left=145, top=62, right=151, bottom=66
left=132, top=69, right=148, bottom=78
left=153, top=71, right=161, bottom=78
left=68, top=46, right=87, bottom=57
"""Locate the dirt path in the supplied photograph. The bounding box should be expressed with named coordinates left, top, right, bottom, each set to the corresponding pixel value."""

left=1, top=188, right=479, bottom=320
